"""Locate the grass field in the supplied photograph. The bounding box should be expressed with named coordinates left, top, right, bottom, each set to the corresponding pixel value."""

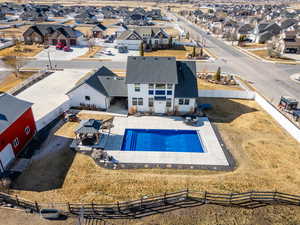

left=10, top=98, right=300, bottom=209
left=0, top=71, right=35, bottom=92
left=0, top=25, right=30, bottom=38
left=249, top=49, right=296, bottom=62
left=0, top=44, right=43, bottom=57
left=145, top=46, right=192, bottom=59
left=77, top=46, right=102, bottom=58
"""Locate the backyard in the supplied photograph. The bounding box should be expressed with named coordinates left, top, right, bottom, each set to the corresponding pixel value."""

left=9, top=98, right=300, bottom=210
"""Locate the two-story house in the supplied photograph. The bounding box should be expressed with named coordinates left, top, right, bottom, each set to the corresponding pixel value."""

left=126, top=56, right=198, bottom=114
left=67, top=56, right=198, bottom=114
left=116, top=27, right=170, bottom=50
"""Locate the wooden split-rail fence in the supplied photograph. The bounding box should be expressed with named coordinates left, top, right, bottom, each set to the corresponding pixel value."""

left=1, top=190, right=300, bottom=220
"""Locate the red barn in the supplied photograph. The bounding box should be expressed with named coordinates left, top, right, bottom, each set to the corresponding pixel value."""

left=0, top=93, right=36, bottom=172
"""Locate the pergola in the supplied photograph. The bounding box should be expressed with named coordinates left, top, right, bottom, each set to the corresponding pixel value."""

left=74, top=119, right=103, bottom=145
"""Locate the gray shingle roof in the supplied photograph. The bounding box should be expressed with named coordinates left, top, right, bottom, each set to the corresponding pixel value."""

left=0, top=93, right=33, bottom=134
left=126, top=56, right=178, bottom=84
left=75, top=119, right=102, bottom=134
left=66, top=66, right=127, bottom=97
left=174, top=61, right=198, bottom=98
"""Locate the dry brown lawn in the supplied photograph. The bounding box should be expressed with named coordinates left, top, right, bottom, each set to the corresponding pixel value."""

left=145, top=46, right=192, bottom=59
left=241, top=43, right=266, bottom=49
left=75, top=26, right=93, bottom=36
left=0, top=72, right=35, bottom=92
left=77, top=46, right=102, bottom=58
left=198, top=78, right=242, bottom=91
left=0, top=44, right=43, bottom=57
left=165, top=27, right=180, bottom=38
left=101, top=19, right=120, bottom=26
left=249, top=49, right=295, bottom=62
left=0, top=25, right=30, bottom=38
left=10, top=98, right=300, bottom=209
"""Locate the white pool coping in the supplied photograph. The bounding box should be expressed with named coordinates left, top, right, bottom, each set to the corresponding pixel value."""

left=105, top=116, right=229, bottom=166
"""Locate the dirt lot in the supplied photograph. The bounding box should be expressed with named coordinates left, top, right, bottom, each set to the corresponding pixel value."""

left=101, top=18, right=120, bottom=26
left=0, top=44, right=43, bottom=57
left=0, top=208, right=76, bottom=225
left=198, top=78, right=242, bottom=91
left=0, top=71, right=35, bottom=92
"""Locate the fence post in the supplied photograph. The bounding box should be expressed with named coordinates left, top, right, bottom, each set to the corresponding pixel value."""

left=164, top=192, right=167, bottom=205
left=91, top=201, right=95, bottom=214
left=273, top=191, right=277, bottom=203
left=186, top=188, right=189, bottom=199
left=203, top=191, right=207, bottom=203
left=140, top=197, right=143, bottom=209
left=15, top=195, right=19, bottom=206
left=117, top=201, right=121, bottom=213
left=35, top=201, right=39, bottom=212
left=67, top=202, right=71, bottom=213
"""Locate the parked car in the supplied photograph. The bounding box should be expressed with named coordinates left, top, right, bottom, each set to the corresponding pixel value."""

left=63, top=46, right=71, bottom=52
left=56, top=42, right=65, bottom=50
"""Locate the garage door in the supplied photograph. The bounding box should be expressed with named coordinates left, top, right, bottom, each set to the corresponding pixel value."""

left=0, top=144, right=15, bottom=172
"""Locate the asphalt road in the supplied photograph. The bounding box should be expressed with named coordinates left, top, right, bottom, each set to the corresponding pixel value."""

left=174, top=14, right=300, bottom=104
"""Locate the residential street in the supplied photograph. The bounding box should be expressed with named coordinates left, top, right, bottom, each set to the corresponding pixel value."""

left=174, top=13, right=300, bottom=104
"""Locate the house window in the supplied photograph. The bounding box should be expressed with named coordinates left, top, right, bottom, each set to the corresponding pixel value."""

left=24, top=126, right=30, bottom=135
left=155, top=83, right=165, bottom=89
left=13, top=138, right=19, bottom=148
left=134, top=83, right=140, bottom=92
left=155, top=90, right=165, bottom=95
left=167, top=90, right=172, bottom=95
left=138, top=98, right=143, bottom=105
left=166, top=98, right=172, bottom=107
left=184, top=99, right=190, bottom=105
left=132, top=98, right=138, bottom=106
left=149, top=98, right=154, bottom=107
left=149, top=90, right=154, bottom=95
left=167, top=84, right=173, bottom=89
left=179, top=99, right=184, bottom=105
left=149, top=83, right=154, bottom=89
left=85, top=96, right=90, bottom=101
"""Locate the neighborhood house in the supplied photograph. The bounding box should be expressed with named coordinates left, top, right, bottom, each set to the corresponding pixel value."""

left=23, top=24, right=83, bottom=46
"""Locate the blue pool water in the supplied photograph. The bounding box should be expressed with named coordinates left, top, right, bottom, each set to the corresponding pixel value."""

left=121, top=129, right=204, bottom=153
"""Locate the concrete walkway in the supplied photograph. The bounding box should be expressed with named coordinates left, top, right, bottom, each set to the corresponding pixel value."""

left=105, top=116, right=229, bottom=167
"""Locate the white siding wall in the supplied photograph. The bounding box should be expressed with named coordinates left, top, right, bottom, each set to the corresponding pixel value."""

left=174, top=98, right=196, bottom=113
left=128, top=83, right=176, bottom=113
left=128, top=84, right=150, bottom=112
left=67, top=84, right=109, bottom=109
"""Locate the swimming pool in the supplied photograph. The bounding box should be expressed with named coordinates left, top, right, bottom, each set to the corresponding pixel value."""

left=121, top=129, right=204, bottom=153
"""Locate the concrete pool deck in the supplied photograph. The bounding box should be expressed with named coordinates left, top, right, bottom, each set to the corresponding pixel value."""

left=102, top=116, right=231, bottom=169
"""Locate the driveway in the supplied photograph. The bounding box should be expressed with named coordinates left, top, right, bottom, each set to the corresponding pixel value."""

left=94, top=47, right=139, bottom=61
left=35, top=46, right=89, bottom=61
